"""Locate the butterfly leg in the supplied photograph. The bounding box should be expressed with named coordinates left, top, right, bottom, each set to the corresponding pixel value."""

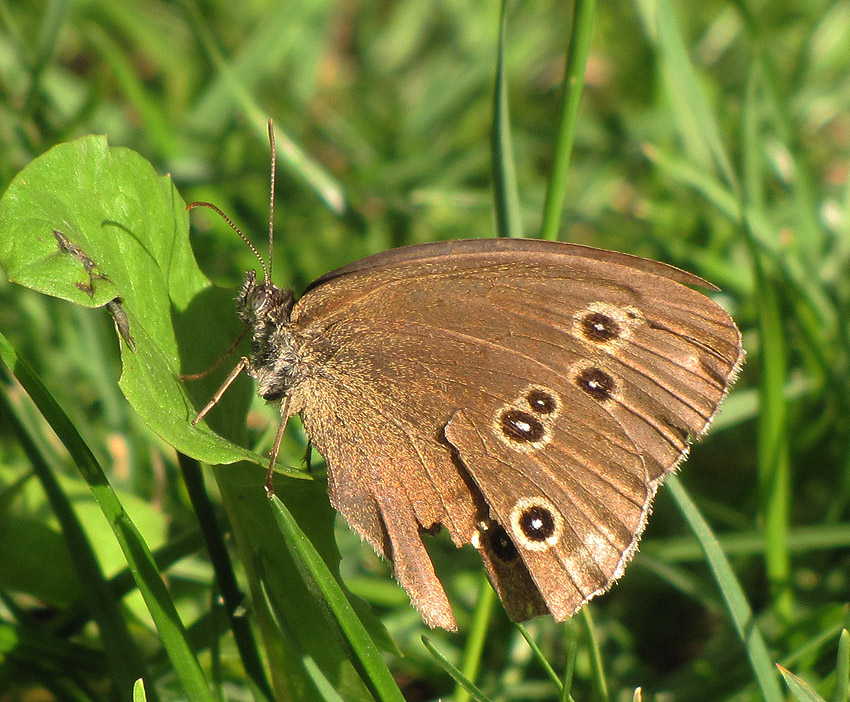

left=191, top=357, right=251, bottom=425
left=265, top=395, right=291, bottom=496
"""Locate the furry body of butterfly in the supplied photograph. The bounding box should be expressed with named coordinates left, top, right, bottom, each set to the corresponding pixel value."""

left=216, top=237, right=743, bottom=631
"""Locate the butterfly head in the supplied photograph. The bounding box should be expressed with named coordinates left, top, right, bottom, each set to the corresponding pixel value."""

left=235, top=270, right=297, bottom=401
left=236, top=270, right=294, bottom=326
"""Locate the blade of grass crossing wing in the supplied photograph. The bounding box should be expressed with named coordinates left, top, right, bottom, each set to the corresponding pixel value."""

left=267, top=494, right=405, bottom=702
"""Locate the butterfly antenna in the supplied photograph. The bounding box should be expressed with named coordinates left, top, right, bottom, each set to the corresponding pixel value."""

left=187, top=201, right=269, bottom=283
left=267, top=119, right=276, bottom=284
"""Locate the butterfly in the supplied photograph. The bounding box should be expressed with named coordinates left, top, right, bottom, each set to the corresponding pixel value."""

left=190, top=123, right=743, bottom=631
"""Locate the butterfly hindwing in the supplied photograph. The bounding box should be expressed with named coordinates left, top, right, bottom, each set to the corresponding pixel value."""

left=281, top=239, right=742, bottom=627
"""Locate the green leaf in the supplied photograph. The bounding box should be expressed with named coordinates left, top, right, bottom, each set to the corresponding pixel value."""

left=0, top=135, right=272, bottom=470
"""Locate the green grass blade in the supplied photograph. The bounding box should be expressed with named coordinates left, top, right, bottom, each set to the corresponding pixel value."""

left=667, top=475, right=783, bottom=702
left=734, top=0, right=825, bottom=262
left=539, top=0, right=597, bottom=241
left=747, top=241, right=792, bottom=619
left=561, top=620, right=578, bottom=702
left=453, top=574, right=496, bottom=702
left=742, top=64, right=792, bottom=619
left=579, top=606, right=609, bottom=702
left=778, top=665, right=827, bottom=702
left=644, top=523, right=850, bottom=562
left=0, top=331, right=215, bottom=702
left=177, top=0, right=347, bottom=215
left=0, top=381, right=145, bottom=696
left=649, top=0, right=738, bottom=191
left=491, top=0, right=522, bottom=238
left=421, top=635, right=495, bottom=702
left=515, top=623, right=564, bottom=693
left=132, top=679, right=147, bottom=702
left=641, top=143, right=740, bottom=224
left=22, top=0, right=69, bottom=117
left=267, top=493, right=405, bottom=702
left=178, top=454, right=272, bottom=700
left=834, top=630, right=850, bottom=702
left=84, top=24, right=175, bottom=160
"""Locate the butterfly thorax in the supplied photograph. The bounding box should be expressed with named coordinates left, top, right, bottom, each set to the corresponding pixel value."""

left=236, top=270, right=298, bottom=402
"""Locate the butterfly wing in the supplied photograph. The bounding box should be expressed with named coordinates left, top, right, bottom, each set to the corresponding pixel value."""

left=284, top=239, right=743, bottom=628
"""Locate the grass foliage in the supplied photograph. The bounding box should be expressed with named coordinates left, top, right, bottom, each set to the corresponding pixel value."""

left=1, top=0, right=850, bottom=700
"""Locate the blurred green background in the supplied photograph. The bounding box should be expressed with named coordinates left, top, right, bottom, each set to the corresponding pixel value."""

left=1, top=0, right=849, bottom=700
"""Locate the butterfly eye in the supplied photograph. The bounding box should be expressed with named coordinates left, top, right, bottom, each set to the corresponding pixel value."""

left=526, top=388, right=557, bottom=415
left=517, top=505, right=556, bottom=542
left=574, top=366, right=617, bottom=402
left=573, top=302, right=643, bottom=352
left=499, top=409, right=545, bottom=443
left=487, top=524, right=519, bottom=562
left=581, top=311, right=622, bottom=343
left=510, top=497, right=564, bottom=551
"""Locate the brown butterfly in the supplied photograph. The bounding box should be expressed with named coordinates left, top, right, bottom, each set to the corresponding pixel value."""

left=192, top=125, right=744, bottom=631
